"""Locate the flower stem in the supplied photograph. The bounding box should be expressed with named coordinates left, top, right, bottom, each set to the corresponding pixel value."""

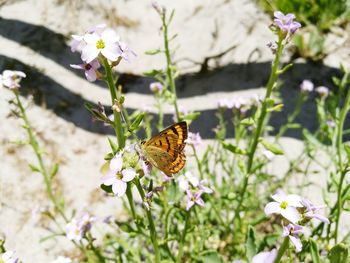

left=235, top=37, right=284, bottom=218
left=14, top=91, right=68, bottom=222
left=334, top=70, right=350, bottom=243
left=103, top=57, right=125, bottom=150
left=161, top=11, right=180, bottom=121
left=273, top=237, right=289, bottom=263
left=134, top=178, right=161, bottom=263
left=177, top=210, right=190, bottom=263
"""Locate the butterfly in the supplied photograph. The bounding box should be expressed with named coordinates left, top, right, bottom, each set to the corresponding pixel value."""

left=140, top=121, right=188, bottom=176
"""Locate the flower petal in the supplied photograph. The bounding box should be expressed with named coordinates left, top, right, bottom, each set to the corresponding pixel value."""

left=289, top=235, right=302, bottom=252
left=81, top=45, right=99, bottom=63
left=186, top=200, right=194, bottom=211
left=83, top=32, right=100, bottom=44
left=281, top=207, right=301, bottom=223
left=70, top=64, right=84, bottom=70
left=85, top=68, right=97, bottom=82
left=112, top=180, right=127, bottom=197
left=110, top=154, right=123, bottom=172
left=264, top=202, right=281, bottom=215
left=286, top=194, right=302, bottom=207
left=122, top=168, right=137, bottom=182
left=271, top=189, right=287, bottom=202
left=101, top=174, right=117, bottom=186
left=101, top=28, right=120, bottom=43
left=101, top=44, right=121, bottom=62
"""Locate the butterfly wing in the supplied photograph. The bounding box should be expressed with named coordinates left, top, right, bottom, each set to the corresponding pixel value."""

left=142, top=122, right=188, bottom=176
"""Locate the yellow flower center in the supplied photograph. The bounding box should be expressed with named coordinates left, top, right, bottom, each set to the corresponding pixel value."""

left=115, top=172, right=123, bottom=180
left=280, top=201, right=288, bottom=209
left=96, top=39, right=105, bottom=49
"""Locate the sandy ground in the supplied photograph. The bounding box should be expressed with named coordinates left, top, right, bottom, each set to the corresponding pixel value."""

left=0, top=0, right=350, bottom=262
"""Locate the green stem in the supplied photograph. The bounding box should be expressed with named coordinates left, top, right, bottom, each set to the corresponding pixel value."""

left=161, top=11, right=180, bottom=121
left=134, top=178, right=161, bottom=263
left=235, top=37, right=284, bottom=218
left=334, top=72, right=350, bottom=242
left=273, top=237, right=289, bottom=263
left=103, top=58, right=125, bottom=149
left=14, top=91, right=68, bottom=222
left=177, top=210, right=190, bottom=263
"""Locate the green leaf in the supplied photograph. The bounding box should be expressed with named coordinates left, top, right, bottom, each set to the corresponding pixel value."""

left=28, top=163, right=40, bottom=173
left=129, top=113, right=144, bottom=132
left=222, top=142, right=247, bottom=155
left=198, top=250, right=223, bottom=263
left=115, top=221, right=136, bottom=233
left=108, top=137, right=118, bottom=154
left=145, top=49, right=162, bottom=55
left=100, top=184, right=113, bottom=194
left=260, top=139, right=284, bottom=155
left=240, top=117, right=255, bottom=126
left=309, top=239, right=321, bottom=263
left=267, top=103, right=284, bottom=112
left=328, top=243, right=349, bottom=263
left=182, top=112, right=200, bottom=122
left=50, top=163, right=59, bottom=178
left=286, top=123, right=301, bottom=129
left=143, top=69, right=163, bottom=77
left=245, top=225, right=257, bottom=261
left=302, top=129, right=323, bottom=147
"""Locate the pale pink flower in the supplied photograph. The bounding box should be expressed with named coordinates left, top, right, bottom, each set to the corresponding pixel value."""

left=0, top=70, right=26, bottom=90
left=274, top=11, right=301, bottom=35
left=283, top=223, right=303, bottom=252
left=149, top=82, right=164, bottom=93
left=118, top=41, right=136, bottom=62
left=267, top=41, right=277, bottom=54
left=315, top=86, right=329, bottom=98
left=70, top=58, right=101, bottom=82
left=1, top=251, right=19, bottom=263
left=50, top=256, right=73, bottom=263
left=178, top=171, right=199, bottom=192
left=218, top=98, right=233, bottom=109
left=252, top=249, right=277, bottom=263
left=82, top=28, right=121, bottom=63
left=300, top=80, right=314, bottom=93
left=70, top=24, right=106, bottom=52
left=66, top=219, right=84, bottom=241
left=186, top=132, right=202, bottom=149
left=101, top=154, right=137, bottom=197
left=186, top=190, right=205, bottom=210
left=264, top=190, right=302, bottom=223
left=301, top=199, right=330, bottom=224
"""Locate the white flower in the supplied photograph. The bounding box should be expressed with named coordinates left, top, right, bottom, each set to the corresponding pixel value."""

left=1, top=251, right=19, bottom=263
left=300, top=80, right=314, bottom=93
left=0, top=70, right=26, bottom=90
left=186, top=132, right=202, bottom=149
left=252, top=248, right=277, bottom=263
left=178, top=171, right=199, bottom=192
left=264, top=190, right=302, bottom=223
left=283, top=223, right=303, bottom=252
left=66, top=219, right=84, bottom=241
left=50, top=256, right=73, bottom=263
left=81, top=28, right=121, bottom=63
left=315, top=86, right=329, bottom=98
left=101, top=154, right=137, bottom=197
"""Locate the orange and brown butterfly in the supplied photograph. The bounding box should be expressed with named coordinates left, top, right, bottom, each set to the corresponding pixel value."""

left=138, top=121, right=188, bottom=176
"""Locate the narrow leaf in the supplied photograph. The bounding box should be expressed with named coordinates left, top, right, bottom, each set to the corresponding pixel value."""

left=246, top=225, right=257, bottom=261
left=309, top=238, right=321, bottom=263
left=260, top=139, right=284, bottom=155
left=222, top=142, right=247, bottom=155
